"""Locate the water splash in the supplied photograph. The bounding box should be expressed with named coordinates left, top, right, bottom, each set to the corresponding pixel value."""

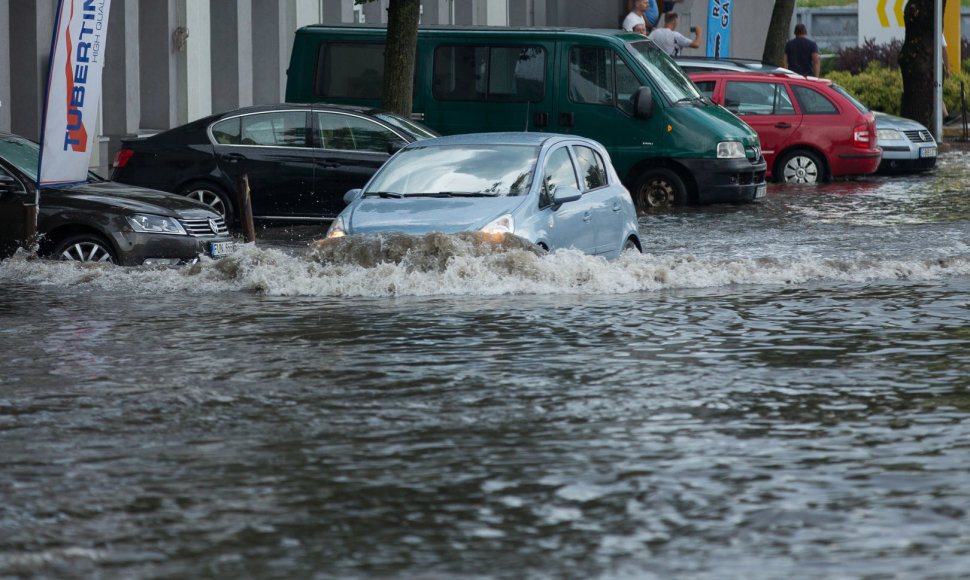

left=3, top=231, right=970, bottom=298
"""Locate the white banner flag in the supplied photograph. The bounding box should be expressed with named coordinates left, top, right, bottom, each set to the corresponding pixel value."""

left=38, top=0, right=112, bottom=188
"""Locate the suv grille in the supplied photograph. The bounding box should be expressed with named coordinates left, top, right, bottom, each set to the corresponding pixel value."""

left=903, top=130, right=933, bottom=143
left=180, top=217, right=229, bottom=237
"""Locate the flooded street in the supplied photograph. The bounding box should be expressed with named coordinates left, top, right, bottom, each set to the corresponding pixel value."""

left=2, top=151, right=970, bottom=579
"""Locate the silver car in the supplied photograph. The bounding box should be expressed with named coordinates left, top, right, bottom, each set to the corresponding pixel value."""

left=325, top=133, right=642, bottom=259
left=874, top=112, right=937, bottom=173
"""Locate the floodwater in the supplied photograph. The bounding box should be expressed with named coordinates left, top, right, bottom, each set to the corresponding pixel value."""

left=2, top=152, right=970, bottom=579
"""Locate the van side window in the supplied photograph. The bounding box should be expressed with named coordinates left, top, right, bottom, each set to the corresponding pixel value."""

left=433, top=45, right=545, bottom=102
left=540, top=147, right=580, bottom=207
left=573, top=146, right=608, bottom=191
left=314, top=43, right=386, bottom=99
left=791, top=85, right=839, bottom=115
left=568, top=47, right=636, bottom=114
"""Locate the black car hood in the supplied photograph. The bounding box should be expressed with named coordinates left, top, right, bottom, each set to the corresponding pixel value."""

left=46, top=180, right=219, bottom=218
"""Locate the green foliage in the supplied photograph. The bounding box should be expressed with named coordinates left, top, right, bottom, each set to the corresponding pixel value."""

left=826, top=62, right=968, bottom=116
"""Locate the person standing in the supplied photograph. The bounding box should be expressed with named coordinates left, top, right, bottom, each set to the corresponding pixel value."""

left=623, top=0, right=650, bottom=34
left=783, top=23, right=820, bottom=77
left=649, top=12, right=701, bottom=57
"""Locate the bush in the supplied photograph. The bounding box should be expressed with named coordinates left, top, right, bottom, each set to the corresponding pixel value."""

left=832, top=38, right=901, bottom=73
left=827, top=63, right=968, bottom=117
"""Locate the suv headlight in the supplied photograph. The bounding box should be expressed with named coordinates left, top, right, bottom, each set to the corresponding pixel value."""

left=326, top=215, right=347, bottom=239
left=126, top=214, right=186, bottom=235
left=716, top=141, right=746, bottom=159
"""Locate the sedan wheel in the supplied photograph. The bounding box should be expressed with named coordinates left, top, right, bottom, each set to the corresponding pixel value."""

left=779, top=151, right=823, bottom=184
left=53, top=235, right=117, bottom=264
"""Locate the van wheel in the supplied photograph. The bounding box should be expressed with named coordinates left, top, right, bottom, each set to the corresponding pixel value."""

left=777, top=150, right=825, bottom=184
left=51, top=234, right=117, bottom=264
left=633, top=169, right=687, bottom=210
left=180, top=181, right=235, bottom=223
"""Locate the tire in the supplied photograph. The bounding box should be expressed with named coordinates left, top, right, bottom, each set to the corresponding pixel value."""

left=179, top=181, right=234, bottom=223
left=632, top=168, right=687, bottom=210
left=51, top=234, right=117, bottom=264
left=777, top=150, right=825, bottom=184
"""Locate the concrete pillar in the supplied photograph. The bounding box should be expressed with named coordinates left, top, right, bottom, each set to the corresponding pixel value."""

left=184, top=1, right=212, bottom=122
left=252, top=0, right=288, bottom=104
left=211, top=0, right=254, bottom=113
left=103, top=0, right=139, bottom=163
left=477, top=0, right=509, bottom=25
left=139, top=2, right=177, bottom=131
left=8, top=1, right=57, bottom=139
left=361, top=0, right=386, bottom=24
left=0, top=0, right=10, bottom=132
left=322, top=0, right=355, bottom=23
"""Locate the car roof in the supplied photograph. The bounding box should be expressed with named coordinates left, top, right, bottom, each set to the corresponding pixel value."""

left=687, top=70, right=831, bottom=86
left=214, top=102, right=389, bottom=118
left=405, top=132, right=594, bottom=148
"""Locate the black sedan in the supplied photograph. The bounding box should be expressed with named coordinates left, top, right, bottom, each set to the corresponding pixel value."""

left=110, top=103, right=438, bottom=224
left=0, top=132, right=235, bottom=266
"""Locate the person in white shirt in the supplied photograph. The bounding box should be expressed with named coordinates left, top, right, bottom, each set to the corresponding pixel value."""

left=622, top=0, right=650, bottom=34
left=648, top=12, right=701, bottom=57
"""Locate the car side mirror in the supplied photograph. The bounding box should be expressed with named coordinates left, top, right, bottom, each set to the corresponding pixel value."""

left=387, top=140, right=407, bottom=155
left=343, top=188, right=363, bottom=204
left=634, top=86, right=654, bottom=119
left=552, top=185, right=582, bottom=205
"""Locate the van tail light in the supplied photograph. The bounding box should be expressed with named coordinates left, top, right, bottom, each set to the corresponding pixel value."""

left=853, top=123, right=871, bottom=148
left=113, top=148, right=134, bottom=168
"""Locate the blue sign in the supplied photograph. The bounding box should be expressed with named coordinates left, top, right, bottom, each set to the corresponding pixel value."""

left=706, top=0, right=732, bottom=58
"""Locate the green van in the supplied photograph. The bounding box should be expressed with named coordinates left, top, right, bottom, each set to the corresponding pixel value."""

left=285, top=25, right=767, bottom=209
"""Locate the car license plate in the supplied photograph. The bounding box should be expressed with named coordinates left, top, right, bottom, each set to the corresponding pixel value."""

left=754, top=184, right=767, bottom=199
left=920, top=146, right=937, bottom=158
left=209, top=241, right=238, bottom=258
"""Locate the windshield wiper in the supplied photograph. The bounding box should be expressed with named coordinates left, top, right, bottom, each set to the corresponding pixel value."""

left=363, top=191, right=404, bottom=198
left=416, top=191, right=499, bottom=198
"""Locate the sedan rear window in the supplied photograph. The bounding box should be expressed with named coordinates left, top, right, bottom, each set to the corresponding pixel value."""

left=366, top=144, right=537, bottom=197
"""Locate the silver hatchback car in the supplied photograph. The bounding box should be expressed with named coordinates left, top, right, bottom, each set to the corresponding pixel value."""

left=325, top=133, right=642, bottom=259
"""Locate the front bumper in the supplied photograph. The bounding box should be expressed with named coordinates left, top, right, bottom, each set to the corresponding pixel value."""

left=680, top=156, right=768, bottom=205
left=878, top=142, right=937, bottom=173
left=110, top=231, right=236, bottom=266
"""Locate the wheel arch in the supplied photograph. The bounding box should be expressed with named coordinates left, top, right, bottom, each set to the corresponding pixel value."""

left=38, top=224, right=119, bottom=259
left=623, top=158, right=699, bottom=205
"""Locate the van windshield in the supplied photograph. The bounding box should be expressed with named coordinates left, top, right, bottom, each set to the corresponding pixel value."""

left=625, top=40, right=703, bottom=104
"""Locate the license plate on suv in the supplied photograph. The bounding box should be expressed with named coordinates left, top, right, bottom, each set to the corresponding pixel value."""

left=209, top=241, right=238, bottom=258
left=754, top=184, right=767, bottom=199
left=920, top=146, right=937, bottom=158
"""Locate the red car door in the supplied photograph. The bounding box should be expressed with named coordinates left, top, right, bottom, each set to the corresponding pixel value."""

left=719, top=79, right=801, bottom=179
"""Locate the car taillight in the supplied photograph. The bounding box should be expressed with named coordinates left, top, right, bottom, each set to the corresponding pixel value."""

left=853, top=123, right=871, bottom=148
left=113, top=148, right=134, bottom=168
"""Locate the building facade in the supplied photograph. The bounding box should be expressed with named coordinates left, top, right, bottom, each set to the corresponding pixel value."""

left=0, top=0, right=775, bottom=175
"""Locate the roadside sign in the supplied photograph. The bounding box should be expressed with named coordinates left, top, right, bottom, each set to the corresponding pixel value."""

left=706, top=0, right=732, bottom=58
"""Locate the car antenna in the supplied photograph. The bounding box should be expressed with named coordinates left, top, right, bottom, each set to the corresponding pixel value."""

left=524, top=99, right=530, bottom=132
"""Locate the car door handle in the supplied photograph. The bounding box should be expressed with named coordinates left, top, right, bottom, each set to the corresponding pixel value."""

left=774, top=122, right=792, bottom=129
left=583, top=211, right=592, bottom=223
left=220, top=153, right=245, bottom=164
left=316, top=160, right=341, bottom=168
left=612, top=201, right=622, bottom=212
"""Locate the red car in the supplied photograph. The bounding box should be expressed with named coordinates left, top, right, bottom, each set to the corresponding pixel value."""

left=688, top=71, right=881, bottom=184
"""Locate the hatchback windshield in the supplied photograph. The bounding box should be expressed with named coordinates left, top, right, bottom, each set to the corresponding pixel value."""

left=365, top=144, right=538, bottom=197
left=375, top=113, right=438, bottom=141
left=626, top=40, right=702, bottom=104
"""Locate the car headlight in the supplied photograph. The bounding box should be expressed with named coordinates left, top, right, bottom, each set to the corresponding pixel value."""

left=126, top=214, right=187, bottom=235
left=716, top=141, right=746, bottom=159
left=877, top=128, right=903, bottom=141
left=326, top=215, right=347, bottom=239
left=481, top=214, right=514, bottom=235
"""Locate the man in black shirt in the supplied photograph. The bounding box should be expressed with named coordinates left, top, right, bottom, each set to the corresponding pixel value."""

left=783, top=23, right=820, bottom=77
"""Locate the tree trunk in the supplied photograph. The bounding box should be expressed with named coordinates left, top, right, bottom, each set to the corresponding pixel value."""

left=762, top=0, right=797, bottom=66
left=899, top=0, right=941, bottom=126
left=381, top=0, right=420, bottom=116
